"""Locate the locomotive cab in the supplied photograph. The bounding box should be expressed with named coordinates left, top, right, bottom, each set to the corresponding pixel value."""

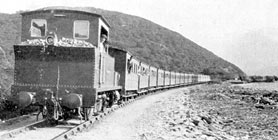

left=21, top=8, right=110, bottom=48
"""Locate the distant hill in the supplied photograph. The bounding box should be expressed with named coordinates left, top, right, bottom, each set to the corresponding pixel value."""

left=0, top=7, right=245, bottom=95
left=252, top=66, right=278, bottom=76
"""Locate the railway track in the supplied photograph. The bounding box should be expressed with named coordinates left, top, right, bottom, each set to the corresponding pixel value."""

left=0, top=119, right=47, bottom=139
left=0, top=87, right=169, bottom=140
left=52, top=99, right=136, bottom=140
left=0, top=113, right=44, bottom=136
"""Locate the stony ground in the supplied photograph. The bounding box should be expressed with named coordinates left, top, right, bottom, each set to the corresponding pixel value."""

left=132, top=86, right=236, bottom=140
left=188, top=83, right=278, bottom=140
left=73, top=85, right=240, bottom=140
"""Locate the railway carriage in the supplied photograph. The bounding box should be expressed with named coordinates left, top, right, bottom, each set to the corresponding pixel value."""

left=198, top=75, right=203, bottom=83
left=187, top=74, right=192, bottom=84
left=164, top=70, right=171, bottom=86
left=192, top=74, right=198, bottom=84
left=108, top=47, right=140, bottom=98
left=178, top=72, right=182, bottom=85
left=175, top=72, right=180, bottom=85
left=181, top=73, right=185, bottom=85
left=181, top=73, right=186, bottom=85
left=186, top=74, right=190, bottom=84
left=138, top=62, right=150, bottom=91
left=170, top=71, right=176, bottom=86
left=157, top=69, right=164, bottom=87
left=149, top=66, right=157, bottom=89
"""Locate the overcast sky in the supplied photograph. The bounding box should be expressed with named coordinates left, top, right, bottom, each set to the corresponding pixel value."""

left=1, top=0, right=278, bottom=75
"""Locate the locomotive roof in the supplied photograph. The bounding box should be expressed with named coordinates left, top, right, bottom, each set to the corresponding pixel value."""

left=21, top=7, right=110, bottom=27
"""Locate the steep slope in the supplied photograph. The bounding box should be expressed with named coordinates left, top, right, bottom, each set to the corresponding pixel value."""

left=0, top=7, right=245, bottom=95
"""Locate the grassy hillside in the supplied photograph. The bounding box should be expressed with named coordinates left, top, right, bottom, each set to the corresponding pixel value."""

left=0, top=13, right=20, bottom=98
left=0, top=7, right=245, bottom=96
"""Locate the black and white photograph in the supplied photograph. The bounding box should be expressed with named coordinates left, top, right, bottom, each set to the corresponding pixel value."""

left=0, top=0, right=278, bottom=139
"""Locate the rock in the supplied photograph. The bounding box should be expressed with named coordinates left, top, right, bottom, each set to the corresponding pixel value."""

left=186, top=110, right=191, bottom=118
left=168, top=121, right=177, bottom=126
left=222, top=119, right=233, bottom=124
left=199, top=115, right=212, bottom=124
left=192, top=119, right=200, bottom=126
left=255, top=104, right=265, bottom=109
left=259, top=97, right=276, bottom=105
left=202, top=131, right=215, bottom=137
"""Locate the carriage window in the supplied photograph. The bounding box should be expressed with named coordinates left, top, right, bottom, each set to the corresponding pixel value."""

left=31, top=19, right=47, bottom=37
left=74, top=20, right=89, bottom=39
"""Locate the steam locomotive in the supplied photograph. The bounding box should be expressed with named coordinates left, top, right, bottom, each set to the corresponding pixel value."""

left=11, top=7, right=210, bottom=121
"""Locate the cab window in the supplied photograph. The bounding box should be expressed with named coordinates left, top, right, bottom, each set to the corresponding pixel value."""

left=31, top=19, right=47, bottom=37
left=74, top=20, right=90, bottom=39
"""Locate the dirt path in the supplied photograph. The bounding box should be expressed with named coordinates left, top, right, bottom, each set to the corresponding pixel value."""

left=73, top=87, right=190, bottom=140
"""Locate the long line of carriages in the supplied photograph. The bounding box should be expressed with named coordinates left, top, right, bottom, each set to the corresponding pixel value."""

left=109, top=47, right=211, bottom=99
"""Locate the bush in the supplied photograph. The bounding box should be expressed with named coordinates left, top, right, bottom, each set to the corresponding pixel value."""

left=265, top=76, right=275, bottom=82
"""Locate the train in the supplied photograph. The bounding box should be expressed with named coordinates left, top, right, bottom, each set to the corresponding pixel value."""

left=10, top=7, right=211, bottom=121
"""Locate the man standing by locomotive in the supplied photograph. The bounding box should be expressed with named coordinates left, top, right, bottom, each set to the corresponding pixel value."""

left=99, top=34, right=108, bottom=85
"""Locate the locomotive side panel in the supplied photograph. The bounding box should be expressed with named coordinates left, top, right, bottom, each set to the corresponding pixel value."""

left=103, top=53, right=118, bottom=87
